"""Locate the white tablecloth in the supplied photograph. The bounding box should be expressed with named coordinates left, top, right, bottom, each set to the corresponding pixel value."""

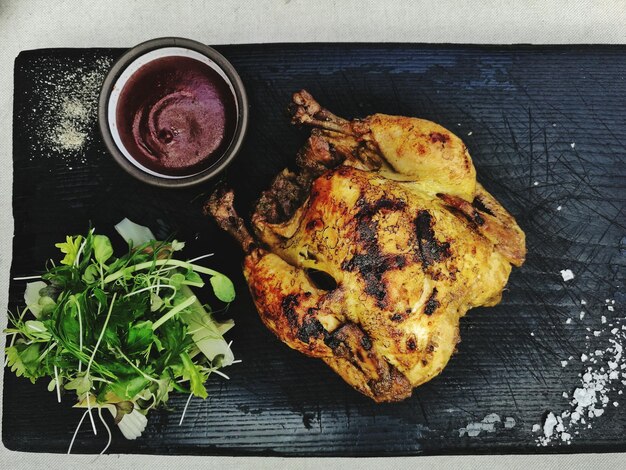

left=1, top=1, right=624, bottom=468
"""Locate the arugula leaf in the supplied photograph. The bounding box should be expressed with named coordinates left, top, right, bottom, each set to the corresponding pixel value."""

left=126, top=321, right=154, bottom=355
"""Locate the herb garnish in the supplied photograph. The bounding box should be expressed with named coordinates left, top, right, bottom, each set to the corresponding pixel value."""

left=4, top=219, right=237, bottom=452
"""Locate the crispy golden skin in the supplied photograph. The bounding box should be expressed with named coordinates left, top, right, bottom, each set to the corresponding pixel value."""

left=206, top=90, right=525, bottom=402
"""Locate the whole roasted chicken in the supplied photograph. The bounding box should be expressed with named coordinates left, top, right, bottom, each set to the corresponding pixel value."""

left=206, top=91, right=526, bottom=402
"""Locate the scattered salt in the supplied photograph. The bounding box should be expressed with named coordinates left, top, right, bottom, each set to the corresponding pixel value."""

left=571, top=142, right=576, bottom=148
left=25, top=56, right=113, bottom=167
left=557, top=205, right=562, bottom=211
left=458, top=413, right=516, bottom=437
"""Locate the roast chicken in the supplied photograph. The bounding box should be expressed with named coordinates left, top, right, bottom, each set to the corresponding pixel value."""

left=206, top=90, right=526, bottom=402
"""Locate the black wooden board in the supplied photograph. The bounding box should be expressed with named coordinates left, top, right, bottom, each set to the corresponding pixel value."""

left=4, top=44, right=626, bottom=456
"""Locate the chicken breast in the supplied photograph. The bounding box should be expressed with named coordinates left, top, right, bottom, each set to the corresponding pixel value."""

left=206, top=90, right=526, bottom=402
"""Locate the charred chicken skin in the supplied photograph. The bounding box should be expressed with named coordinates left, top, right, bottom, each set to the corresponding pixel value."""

left=206, top=90, right=526, bottom=402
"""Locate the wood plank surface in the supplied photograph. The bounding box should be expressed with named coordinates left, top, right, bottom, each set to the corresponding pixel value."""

left=4, top=44, right=625, bottom=455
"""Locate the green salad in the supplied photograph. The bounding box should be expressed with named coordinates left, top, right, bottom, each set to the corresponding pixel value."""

left=4, top=219, right=237, bottom=452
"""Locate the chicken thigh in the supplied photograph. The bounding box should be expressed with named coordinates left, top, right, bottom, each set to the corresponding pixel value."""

left=206, top=90, right=525, bottom=402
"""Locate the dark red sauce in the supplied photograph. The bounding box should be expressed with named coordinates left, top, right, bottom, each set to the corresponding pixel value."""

left=116, top=56, right=236, bottom=176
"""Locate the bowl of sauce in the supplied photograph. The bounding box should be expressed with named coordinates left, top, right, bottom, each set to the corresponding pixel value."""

left=99, top=38, right=248, bottom=187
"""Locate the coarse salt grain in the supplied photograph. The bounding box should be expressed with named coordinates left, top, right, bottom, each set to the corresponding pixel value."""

left=535, top=317, right=626, bottom=447
left=543, top=413, right=558, bottom=438
left=560, top=269, right=575, bottom=281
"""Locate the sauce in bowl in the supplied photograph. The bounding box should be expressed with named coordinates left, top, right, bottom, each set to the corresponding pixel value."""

left=115, top=55, right=237, bottom=176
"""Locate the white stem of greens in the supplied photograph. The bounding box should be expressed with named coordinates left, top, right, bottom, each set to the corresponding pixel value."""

left=124, top=283, right=176, bottom=298
left=97, top=407, right=112, bottom=455
left=91, top=377, right=113, bottom=384
left=151, top=295, right=197, bottom=331
left=86, top=294, right=116, bottom=375
left=74, top=238, right=87, bottom=267
left=104, top=259, right=221, bottom=284
left=12, top=275, right=42, bottom=281
left=210, top=369, right=230, bottom=380
left=37, top=342, right=57, bottom=362
left=54, top=365, right=61, bottom=403
left=82, top=293, right=116, bottom=437
left=114, top=348, right=159, bottom=384
left=86, top=393, right=97, bottom=436
left=179, top=393, right=194, bottom=426
left=67, top=409, right=91, bottom=454
left=76, top=297, right=83, bottom=373
left=187, top=253, right=214, bottom=263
